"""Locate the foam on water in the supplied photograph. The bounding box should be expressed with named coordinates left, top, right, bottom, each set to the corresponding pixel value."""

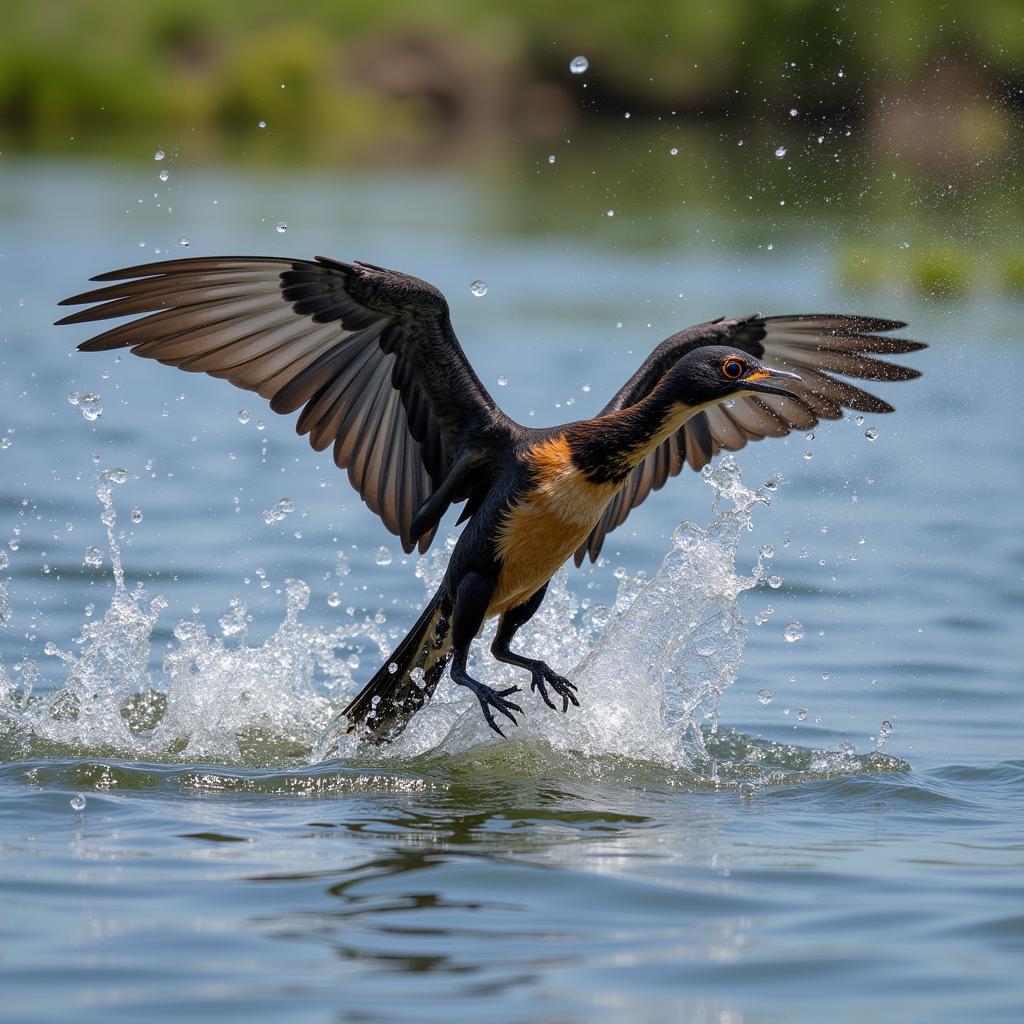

left=0, top=457, right=902, bottom=785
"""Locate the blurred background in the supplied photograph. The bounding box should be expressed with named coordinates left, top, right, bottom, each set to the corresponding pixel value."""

left=2, top=0, right=1023, bottom=293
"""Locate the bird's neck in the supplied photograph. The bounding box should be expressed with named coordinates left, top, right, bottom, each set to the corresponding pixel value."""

left=567, top=383, right=706, bottom=485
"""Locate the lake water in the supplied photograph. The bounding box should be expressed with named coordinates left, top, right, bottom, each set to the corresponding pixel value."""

left=1, top=156, right=1022, bottom=1022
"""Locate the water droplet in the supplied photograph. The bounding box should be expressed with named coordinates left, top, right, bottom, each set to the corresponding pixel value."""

left=784, top=621, right=805, bottom=643
left=154, top=149, right=165, bottom=161
left=178, top=236, right=190, bottom=248
left=67, top=391, right=81, bottom=406
left=738, top=781, right=757, bottom=799
left=774, top=146, right=787, bottom=158
left=335, top=552, right=350, bottom=577
left=857, top=536, right=866, bottom=545
left=669, top=147, right=679, bottom=156
left=470, top=279, right=488, bottom=297
left=375, top=546, right=392, bottom=566
left=275, top=222, right=287, bottom=233
left=864, top=427, right=879, bottom=441
left=0, top=437, right=10, bottom=451
left=238, top=410, right=250, bottom=424
left=757, top=688, right=773, bottom=704
left=821, top=672, right=830, bottom=681
left=327, top=592, right=341, bottom=608
left=606, top=209, right=615, bottom=217
left=262, top=498, right=294, bottom=525
left=767, top=575, right=782, bottom=589
left=497, top=374, right=508, bottom=386
left=803, top=449, right=813, bottom=461
left=411, top=666, right=426, bottom=689
left=219, top=597, right=250, bottom=637
left=796, top=707, right=808, bottom=720
left=877, top=719, right=893, bottom=746
left=258, top=120, right=266, bottom=128
left=102, top=467, right=129, bottom=484
left=673, top=525, right=701, bottom=552
left=387, top=663, right=397, bottom=675
left=548, top=154, right=556, bottom=164
left=83, top=546, right=103, bottom=568
left=855, top=414, right=865, bottom=426
left=80, top=394, right=103, bottom=421
left=766, top=243, right=774, bottom=251
left=837, top=68, right=845, bottom=78
left=758, top=544, right=775, bottom=560
left=130, top=507, right=143, bottom=524
left=569, top=55, right=589, bottom=75
left=158, top=169, right=169, bottom=182
left=789, top=107, right=798, bottom=117
left=70, top=794, right=86, bottom=811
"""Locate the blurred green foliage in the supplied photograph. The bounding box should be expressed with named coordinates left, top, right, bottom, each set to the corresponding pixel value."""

left=3, top=0, right=1022, bottom=155
left=2, top=1, right=1021, bottom=296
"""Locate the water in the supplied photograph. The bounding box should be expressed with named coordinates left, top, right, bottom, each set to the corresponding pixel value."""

left=1, top=159, right=1023, bottom=1022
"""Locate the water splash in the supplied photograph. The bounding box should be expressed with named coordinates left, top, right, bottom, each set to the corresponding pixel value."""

left=317, top=456, right=772, bottom=768
left=0, top=458, right=902, bottom=788
left=0, top=470, right=393, bottom=765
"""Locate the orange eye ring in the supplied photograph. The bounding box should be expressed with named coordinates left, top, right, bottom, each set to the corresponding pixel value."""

left=722, top=357, right=745, bottom=380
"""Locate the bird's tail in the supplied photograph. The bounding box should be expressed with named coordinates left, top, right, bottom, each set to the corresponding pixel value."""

left=342, top=588, right=452, bottom=744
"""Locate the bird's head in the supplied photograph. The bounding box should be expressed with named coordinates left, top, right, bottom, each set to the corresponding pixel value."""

left=667, top=346, right=801, bottom=407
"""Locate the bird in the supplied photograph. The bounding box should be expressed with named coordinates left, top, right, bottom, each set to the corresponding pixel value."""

left=56, top=255, right=925, bottom=743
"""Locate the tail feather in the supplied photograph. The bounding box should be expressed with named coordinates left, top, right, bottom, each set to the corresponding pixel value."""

left=342, top=589, right=452, bottom=744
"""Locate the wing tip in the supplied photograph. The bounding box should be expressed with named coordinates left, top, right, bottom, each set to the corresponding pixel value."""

left=54, top=307, right=99, bottom=325
left=764, top=313, right=910, bottom=334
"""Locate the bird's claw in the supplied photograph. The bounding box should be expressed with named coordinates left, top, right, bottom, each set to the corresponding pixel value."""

left=475, top=684, right=523, bottom=737
left=530, top=666, right=580, bottom=713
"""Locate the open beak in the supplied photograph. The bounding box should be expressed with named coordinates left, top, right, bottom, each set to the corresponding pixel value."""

left=740, top=366, right=802, bottom=400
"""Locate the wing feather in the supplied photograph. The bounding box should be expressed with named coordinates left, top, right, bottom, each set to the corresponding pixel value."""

left=575, top=311, right=924, bottom=564
left=58, top=255, right=513, bottom=551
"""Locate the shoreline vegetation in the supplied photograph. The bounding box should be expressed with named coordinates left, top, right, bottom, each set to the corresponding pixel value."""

left=5, top=2, right=1022, bottom=155
left=3, top=1, right=1022, bottom=297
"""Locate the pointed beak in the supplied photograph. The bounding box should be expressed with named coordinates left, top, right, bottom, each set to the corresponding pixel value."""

left=740, top=366, right=802, bottom=400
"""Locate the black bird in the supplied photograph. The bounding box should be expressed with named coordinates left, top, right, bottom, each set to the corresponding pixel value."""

left=57, top=255, right=925, bottom=742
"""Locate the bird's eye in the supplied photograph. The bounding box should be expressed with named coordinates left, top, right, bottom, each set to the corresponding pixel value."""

left=722, top=358, right=745, bottom=380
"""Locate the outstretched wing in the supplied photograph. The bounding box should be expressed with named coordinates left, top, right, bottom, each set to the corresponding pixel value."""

left=57, top=255, right=511, bottom=553
left=574, top=313, right=925, bottom=565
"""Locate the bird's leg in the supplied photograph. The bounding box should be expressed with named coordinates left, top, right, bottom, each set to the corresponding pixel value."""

left=491, top=585, right=579, bottom=714
left=449, top=572, right=523, bottom=737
